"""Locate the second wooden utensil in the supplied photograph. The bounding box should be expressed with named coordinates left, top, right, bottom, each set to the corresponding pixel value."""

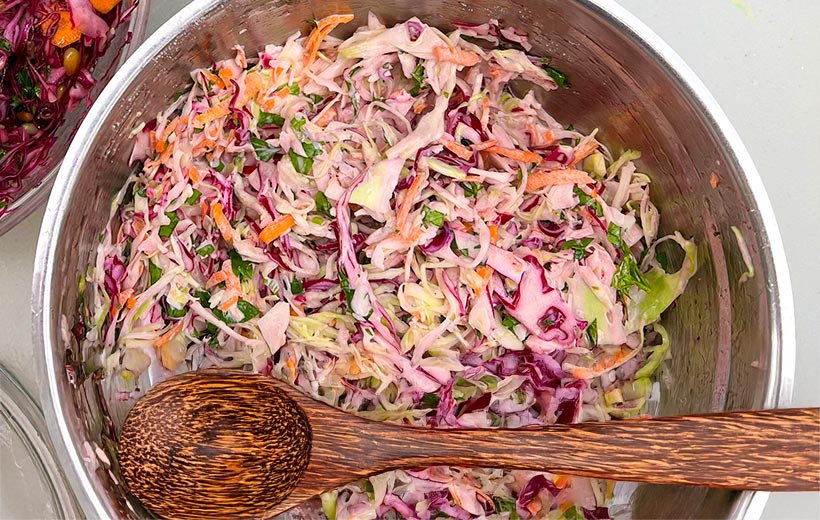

left=118, top=369, right=820, bottom=519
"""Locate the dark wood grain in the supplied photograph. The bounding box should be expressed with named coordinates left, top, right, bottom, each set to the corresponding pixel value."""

left=118, top=370, right=311, bottom=520
left=118, top=370, right=820, bottom=519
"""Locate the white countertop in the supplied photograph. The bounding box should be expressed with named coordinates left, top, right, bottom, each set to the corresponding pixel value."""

left=1, top=0, right=817, bottom=517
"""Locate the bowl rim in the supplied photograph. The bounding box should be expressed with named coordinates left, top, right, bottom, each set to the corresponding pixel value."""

left=0, top=0, right=153, bottom=237
left=31, top=0, right=796, bottom=518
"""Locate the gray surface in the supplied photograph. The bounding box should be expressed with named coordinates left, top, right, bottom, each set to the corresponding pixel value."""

left=0, top=0, right=817, bottom=518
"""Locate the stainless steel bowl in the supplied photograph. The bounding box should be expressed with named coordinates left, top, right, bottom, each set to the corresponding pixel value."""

left=32, top=0, right=795, bottom=518
left=0, top=0, right=152, bottom=236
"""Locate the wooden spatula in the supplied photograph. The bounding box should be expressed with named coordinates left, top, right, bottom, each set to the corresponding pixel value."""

left=117, top=369, right=820, bottom=520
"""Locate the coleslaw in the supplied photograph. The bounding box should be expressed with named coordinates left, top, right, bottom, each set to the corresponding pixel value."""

left=77, top=14, right=697, bottom=520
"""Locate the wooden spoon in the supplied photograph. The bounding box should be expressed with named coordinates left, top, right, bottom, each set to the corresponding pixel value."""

left=118, top=369, right=820, bottom=519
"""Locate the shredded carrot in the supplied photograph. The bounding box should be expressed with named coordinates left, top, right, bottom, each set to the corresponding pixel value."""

left=126, top=295, right=136, bottom=309
left=396, top=174, right=424, bottom=231
left=474, top=265, right=494, bottom=295
left=50, top=11, right=82, bottom=48
left=526, top=501, right=542, bottom=516
left=569, top=139, right=600, bottom=167
left=480, top=97, right=490, bottom=128
left=89, top=0, right=120, bottom=13
left=544, top=130, right=555, bottom=144
left=526, top=168, right=594, bottom=192
left=471, top=139, right=498, bottom=152
left=285, top=355, right=297, bottom=381
left=218, top=68, right=234, bottom=84
left=238, top=71, right=264, bottom=108
left=710, top=171, right=720, bottom=189
left=488, top=225, right=499, bottom=245
left=189, top=167, right=201, bottom=184
left=259, top=214, right=295, bottom=244
left=433, top=46, right=481, bottom=66
left=461, top=175, right=483, bottom=182
left=437, top=137, right=473, bottom=160
left=117, top=289, right=134, bottom=307
left=486, top=145, right=542, bottom=164
left=194, top=103, right=230, bottom=127
left=201, top=70, right=223, bottom=88
left=223, top=263, right=241, bottom=293
left=218, top=295, right=239, bottom=312
left=159, top=141, right=175, bottom=163
left=554, top=475, right=571, bottom=489
left=412, top=102, right=427, bottom=114
left=527, top=124, right=540, bottom=147
left=304, top=14, right=355, bottom=69
left=206, top=270, right=227, bottom=289
left=211, top=202, right=233, bottom=244
left=313, top=107, right=337, bottom=127
left=199, top=201, right=208, bottom=216
left=155, top=320, right=185, bottom=348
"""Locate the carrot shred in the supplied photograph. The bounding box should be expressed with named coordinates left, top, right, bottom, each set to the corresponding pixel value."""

left=50, top=11, right=82, bottom=48
left=569, top=139, right=600, bottom=167
left=218, top=68, right=234, bottom=83
left=471, top=139, right=498, bottom=152
left=526, top=168, right=594, bottom=192
left=259, top=214, right=295, bottom=244
left=155, top=117, right=180, bottom=152
left=189, top=167, right=201, bottom=184
left=194, top=103, right=230, bottom=127
left=89, top=0, right=120, bottom=14
left=437, top=137, right=473, bottom=160
left=218, top=295, right=239, bottom=311
left=304, top=14, right=355, bottom=69
left=313, top=107, right=337, bottom=128
left=412, top=102, right=427, bottom=114
left=211, top=202, right=233, bottom=244
left=554, top=475, right=570, bottom=489
left=488, top=225, right=499, bottom=245
left=155, top=320, right=185, bottom=348
left=396, top=174, right=424, bottom=231
left=238, top=71, right=264, bottom=108
left=486, top=145, right=542, bottom=163
left=206, top=270, right=227, bottom=289
left=461, top=175, right=483, bottom=182
left=126, top=295, right=136, bottom=310
left=710, top=171, right=720, bottom=189
left=544, top=130, right=555, bottom=144
left=433, top=46, right=481, bottom=66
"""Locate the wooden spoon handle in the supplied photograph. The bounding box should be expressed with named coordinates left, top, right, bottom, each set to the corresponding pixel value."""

left=373, top=408, right=820, bottom=491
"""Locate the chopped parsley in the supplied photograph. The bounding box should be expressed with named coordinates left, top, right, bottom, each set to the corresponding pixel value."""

left=421, top=206, right=445, bottom=227
left=290, top=278, right=304, bottom=295
left=158, top=212, right=179, bottom=239
left=258, top=111, right=285, bottom=126
left=185, top=189, right=202, bottom=205
left=460, top=181, right=483, bottom=198
left=251, top=136, right=282, bottom=162
left=148, top=261, right=163, bottom=285
left=540, top=58, right=571, bottom=89
left=228, top=249, right=253, bottom=281
left=560, top=237, right=594, bottom=260
left=314, top=191, right=333, bottom=218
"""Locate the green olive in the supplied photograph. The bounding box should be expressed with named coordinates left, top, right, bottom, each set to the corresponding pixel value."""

left=22, top=123, right=39, bottom=136
left=63, top=48, right=81, bottom=76
left=56, top=84, right=67, bottom=100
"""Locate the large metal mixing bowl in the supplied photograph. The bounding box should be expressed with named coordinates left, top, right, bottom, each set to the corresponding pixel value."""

left=32, top=0, right=794, bottom=518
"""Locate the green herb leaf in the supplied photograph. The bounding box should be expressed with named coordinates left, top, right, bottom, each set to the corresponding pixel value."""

left=288, top=83, right=301, bottom=96
left=149, top=261, right=163, bottom=285
left=185, top=189, right=202, bottom=205
left=290, top=278, right=304, bottom=295
left=16, top=69, right=41, bottom=99
left=459, top=181, right=483, bottom=198
left=289, top=150, right=314, bottom=175
left=196, top=244, right=215, bottom=257
left=585, top=318, right=598, bottom=346
left=450, top=238, right=469, bottom=257
left=421, top=205, right=445, bottom=227
left=421, top=392, right=440, bottom=409
left=258, top=111, right=285, bottom=126
left=606, top=222, right=625, bottom=250
left=158, top=212, right=180, bottom=239
left=493, top=497, right=520, bottom=520
left=656, top=250, right=670, bottom=272
left=236, top=300, right=261, bottom=321
left=314, top=191, right=333, bottom=218
left=501, top=314, right=520, bottom=332
left=338, top=268, right=354, bottom=307
left=251, top=136, right=282, bottom=162
left=0, top=38, right=11, bottom=52
left=564, top=506, right=585, bottom=520
left=573, top=186, right=603, bottom=217
left=172, top=87, right=191, bottom=102
left=165, top=299, right=187, bottom=318
left=213, top=161, right=225, bottom=173
left=228, top=249, right=254, bottom=281
left=539, top=59, right=571, bottom=89
left=613, top=251, right=650, bottom=296
left=561, top=237, right=594, bottom=260
left=409, top=63, right=426, bottom=96
left=291, top=116, right=307, bottom=131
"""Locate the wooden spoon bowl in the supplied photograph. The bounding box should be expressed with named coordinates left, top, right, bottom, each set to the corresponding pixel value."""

left=118, top=369, right=820, bottom=520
